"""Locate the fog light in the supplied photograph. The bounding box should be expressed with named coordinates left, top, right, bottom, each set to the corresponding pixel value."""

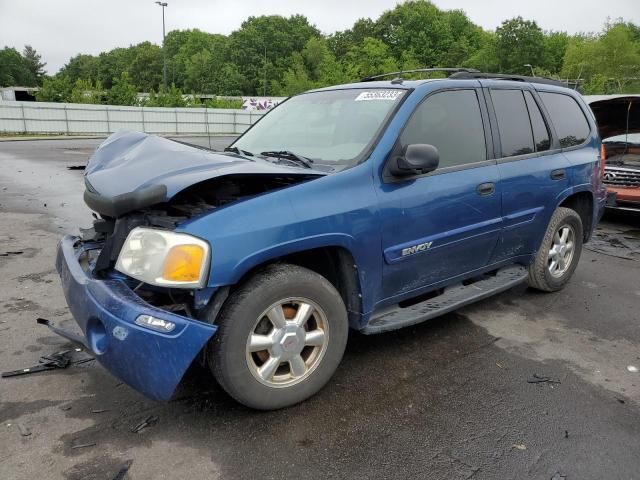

left=135, top=314, right=176, bottom=332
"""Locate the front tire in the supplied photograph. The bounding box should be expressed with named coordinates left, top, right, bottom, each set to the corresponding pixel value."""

left=528, top=206, right=583, bottom=292
left=205, top=264, right=348, bottom=410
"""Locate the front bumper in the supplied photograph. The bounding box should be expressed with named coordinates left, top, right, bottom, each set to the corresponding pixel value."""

left=55, top=235, right=217, bottom=400
left=606, top=187, right=640, bottom=212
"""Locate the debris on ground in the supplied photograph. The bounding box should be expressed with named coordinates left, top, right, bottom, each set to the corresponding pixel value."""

left=512, top=444, right=527, bottom=451
left=59, top=404, right=73, bottom=411
left=66, top=165, right=86, bottom=171
left=17, top=423, right=31, bottom=436
left=585, top=228, right=640, bottom=260
left=527, top=373, right=561, bottom=384
left=112, top=460, right=133, bottom=480
left=564, top=430, right=569, bottom=439
left=627, top=365, right=638, bottom=373
left=131, top=415, right=159, bottom=433
left=91, top=409, right=109, bottom=414
left=70, top=441, right=96, bottom=450
left=1, top=350, right=71, bottom=377
left=0, top=251, right=23, bottom=257
left=550, top=473, right=567, bottom=480
left=73, top=357, right=95, bottom=366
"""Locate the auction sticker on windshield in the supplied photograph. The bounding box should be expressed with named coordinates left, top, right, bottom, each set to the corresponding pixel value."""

left=355, top=90, right=403, bottom=101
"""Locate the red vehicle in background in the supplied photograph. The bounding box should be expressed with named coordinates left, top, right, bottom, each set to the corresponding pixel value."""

left=588, top=95, right=640, bottom=212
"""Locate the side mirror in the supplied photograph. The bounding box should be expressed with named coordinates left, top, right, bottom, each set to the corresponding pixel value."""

left=389, top=144, right=439, bottom=177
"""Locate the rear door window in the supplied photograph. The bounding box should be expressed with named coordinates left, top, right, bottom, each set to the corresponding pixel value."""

left=400, top=89, right=486, bottom=168
left=524, top=91, right=551, bottom=152
left=539, top=92, right=591, bottom=147
left=490, top=89, right=534, bottom=157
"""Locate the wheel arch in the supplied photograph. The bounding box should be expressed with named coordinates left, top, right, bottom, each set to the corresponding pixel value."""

left=556, top=188, right=595, bottom=241
left=222, top=241, right=364, bottom=329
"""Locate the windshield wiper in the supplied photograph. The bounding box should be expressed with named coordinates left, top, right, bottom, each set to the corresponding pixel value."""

left=260, top=150, right=314, bottom=169
left=224, top=146, right=255, bottom=158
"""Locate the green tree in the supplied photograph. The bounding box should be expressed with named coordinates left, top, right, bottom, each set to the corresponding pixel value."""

left=216, top=63, right=246, bottom=96
left=128, top=42, right=163, bottom=92
left=275, top=54, right=315, bottom=95
left=59, top=54, right=99, bottom=84
left=229, top=15, right=320, bottom=95
left=22, top=45, right=46, bottom=85
left=595, top=22, right=640, bottom=92
left=106, top=72, right=138, bottom=105
left=35, top=75, right=73, bottom=102
left=495, top=17, right=545, bottom=74
left=70, top=78, right=102, bottom=104
left=463, top=31, right=498, bottom=71
left=561, top=21, right=640, bottom=93
left=145, top=84, right=186, bottom=107
left=0, top=47, right=34, bottom=86
left=327, top=18, right=379, bottom=59
left=344, top=37, right=397, bottom=79
left=275, top=37, right=351, bottom=95
left=375, top=2, right=484, bottom=67
left=168, top=29, right=228, bottom=89
left=542, top=32, right=569, bottom=74
left=96, top=47, right=136, bottom=89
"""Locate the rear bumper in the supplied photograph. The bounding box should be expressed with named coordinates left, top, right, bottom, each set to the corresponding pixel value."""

left=55, top=235, right=217, bottom=400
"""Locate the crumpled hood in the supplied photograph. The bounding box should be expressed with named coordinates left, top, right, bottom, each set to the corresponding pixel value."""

left=83, top=131, right=325, bottom=217
left=86, top=130, right=323, bottom=198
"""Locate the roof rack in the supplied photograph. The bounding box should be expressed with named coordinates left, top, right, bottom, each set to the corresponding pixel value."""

left=360, top=68, right=480, bottom=82
left=448, top=71, right=566, bottom=87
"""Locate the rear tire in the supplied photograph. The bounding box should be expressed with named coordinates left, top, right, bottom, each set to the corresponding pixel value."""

left=528, top=207, right=583, bottom=292
left=204, top=263, right=348, bottom=410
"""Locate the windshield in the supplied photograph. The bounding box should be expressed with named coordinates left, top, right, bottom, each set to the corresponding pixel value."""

left=232, top=88, right=406, bottom=166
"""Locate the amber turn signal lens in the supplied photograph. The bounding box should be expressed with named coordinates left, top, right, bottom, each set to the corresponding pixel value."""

left=162, top=244, right=205, bottom=282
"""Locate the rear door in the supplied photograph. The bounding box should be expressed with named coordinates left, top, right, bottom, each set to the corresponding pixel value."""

left=486, top=84, right=570, bottom=261
left=377, top=87, right=502, bottom=302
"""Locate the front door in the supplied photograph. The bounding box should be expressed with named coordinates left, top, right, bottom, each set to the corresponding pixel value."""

left=377, top=88, right=502, bottom=303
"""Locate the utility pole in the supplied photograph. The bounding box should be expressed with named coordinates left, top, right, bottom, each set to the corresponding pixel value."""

left=155, top=1, right=168, bottom=92
left=263, top=46, right=267, bottom=97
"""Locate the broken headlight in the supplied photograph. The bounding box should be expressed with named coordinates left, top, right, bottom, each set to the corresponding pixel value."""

left=115, top=227, right=210, bottom=288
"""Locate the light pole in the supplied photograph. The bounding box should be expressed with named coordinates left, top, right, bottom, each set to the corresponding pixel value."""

left=155, top=1, right=168, bottom=92
left=524, top=63, right=535, bottom=77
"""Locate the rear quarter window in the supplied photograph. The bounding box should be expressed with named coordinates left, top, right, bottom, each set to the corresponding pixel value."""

left=539, top=92, right=591, bottom=148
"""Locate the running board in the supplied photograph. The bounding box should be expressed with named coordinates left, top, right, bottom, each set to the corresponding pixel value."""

left=362, top=265, right=528, bottom=335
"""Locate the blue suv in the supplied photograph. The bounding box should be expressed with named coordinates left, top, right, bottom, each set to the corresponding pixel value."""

left=53, top=70, right=606, bottom=409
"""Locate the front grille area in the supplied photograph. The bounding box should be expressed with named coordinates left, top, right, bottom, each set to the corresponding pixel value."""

left=603, top=166, right=640, bottom=187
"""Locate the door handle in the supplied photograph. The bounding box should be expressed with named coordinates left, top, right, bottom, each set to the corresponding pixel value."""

left=476, top=182, right=495, bottom=196
left=551, top=169, right=566, bottom=180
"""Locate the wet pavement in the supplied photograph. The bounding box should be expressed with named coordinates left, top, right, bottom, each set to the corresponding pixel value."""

left=0, top=138, right=639, bottom=480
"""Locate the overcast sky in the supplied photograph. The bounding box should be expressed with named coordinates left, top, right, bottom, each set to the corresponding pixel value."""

left=1, top=0, right=639, bottom=74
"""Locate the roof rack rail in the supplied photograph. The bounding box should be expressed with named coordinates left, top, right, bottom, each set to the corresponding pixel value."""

left=361, top=68, right=480, bottom=82
left=448, top=71, right=566, bottom=87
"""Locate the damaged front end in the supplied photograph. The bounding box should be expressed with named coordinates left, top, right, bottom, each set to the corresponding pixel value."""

left=589, top=96, right=640, bottom=212
left=54, top=131, right=324, bottom=400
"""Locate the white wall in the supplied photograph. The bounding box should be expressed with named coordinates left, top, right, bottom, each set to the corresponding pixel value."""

left=0, top=101, right=265, bottom=135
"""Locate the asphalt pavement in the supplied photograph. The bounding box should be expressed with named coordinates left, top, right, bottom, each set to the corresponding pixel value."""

left=0, top=137, right=639, bottom=480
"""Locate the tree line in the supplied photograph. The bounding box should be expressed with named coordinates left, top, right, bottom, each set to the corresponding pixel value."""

left=1, top=0, right=639, bottom=107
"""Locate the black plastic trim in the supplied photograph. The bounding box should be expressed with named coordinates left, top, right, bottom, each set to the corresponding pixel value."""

left=84, top=184, right=167, bottom=217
